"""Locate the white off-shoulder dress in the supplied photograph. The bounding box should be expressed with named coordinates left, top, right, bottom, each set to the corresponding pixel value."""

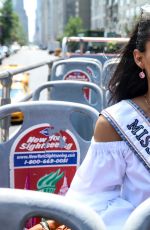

left=66, top=139, right=150, bottom=230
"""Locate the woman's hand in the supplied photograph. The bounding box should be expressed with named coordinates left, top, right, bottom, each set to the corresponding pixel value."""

left=28, top=220, right=71, bottom=230
left=29, top=220, right=61, bottom=230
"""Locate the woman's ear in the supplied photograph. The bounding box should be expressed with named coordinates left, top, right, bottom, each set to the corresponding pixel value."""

left=133, top=49, right=144, bottom=68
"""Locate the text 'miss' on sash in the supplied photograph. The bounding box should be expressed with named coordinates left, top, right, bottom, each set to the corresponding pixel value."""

left=101, top=100, right=150, bottom=172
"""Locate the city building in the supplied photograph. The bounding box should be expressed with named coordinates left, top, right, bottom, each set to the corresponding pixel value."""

left=118, top=0, right=149, bottom=36
left=35, top=0, right=42, bottom=46
left=12, top=0, right=28, bottom=41
left=77, top=0, right=91, bottom=30
left=91, top=0, right=149, bottom=37
left=91, top=0, right=106, bottom=32
left=35, top=0, right=63, bottom=50
left=35, top=0, right=91, bottom=50
left=35, top=0, right=150, bottom=50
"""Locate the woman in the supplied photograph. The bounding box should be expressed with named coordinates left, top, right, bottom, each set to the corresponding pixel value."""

left=29, top=8, right=150, bottom=230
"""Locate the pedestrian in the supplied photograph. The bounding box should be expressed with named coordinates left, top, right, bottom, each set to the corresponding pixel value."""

left=29, top=4, right=150, bottom=230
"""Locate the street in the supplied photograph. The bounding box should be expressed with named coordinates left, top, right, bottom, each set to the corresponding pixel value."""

left=2, top=46, right=54, bottom=93
left=1, top=46, right=57, bottom=140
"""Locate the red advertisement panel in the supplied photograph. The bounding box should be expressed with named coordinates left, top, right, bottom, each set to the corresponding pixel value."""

left=10, top=124, right=80, bottom=228
left=64, top=69, right=91, bottom=100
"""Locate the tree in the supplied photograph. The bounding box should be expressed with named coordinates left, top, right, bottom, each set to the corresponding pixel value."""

left=11, top=13, right=27, bottom=45
left=0, top=0, right=27, bottom=45
left=63, top=17, right=83, bottom=52
left=64, top=17, right=83, bottom=37
left=0, top=0, right=13, bottom=44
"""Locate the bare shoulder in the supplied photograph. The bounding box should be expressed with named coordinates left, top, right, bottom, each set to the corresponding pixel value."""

left=94, top=115, right=122, bottom=142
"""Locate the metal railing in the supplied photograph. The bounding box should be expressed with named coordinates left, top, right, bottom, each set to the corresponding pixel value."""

left=0, top=58, right=61, bottom=142
left=62, top=36, right=129, bottom=57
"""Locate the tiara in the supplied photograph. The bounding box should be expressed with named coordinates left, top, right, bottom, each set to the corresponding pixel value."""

left=141, top=4, right=150, bottom=19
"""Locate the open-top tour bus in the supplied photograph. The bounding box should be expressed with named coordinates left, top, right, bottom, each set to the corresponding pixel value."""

left=62, top=36, right=129, bottom=60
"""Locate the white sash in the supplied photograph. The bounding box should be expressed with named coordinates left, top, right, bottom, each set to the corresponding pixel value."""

left=101, top=100, right=150, bottom=171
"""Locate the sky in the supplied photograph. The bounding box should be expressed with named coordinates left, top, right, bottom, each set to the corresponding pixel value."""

left=23, top=0, right=37, bottom=42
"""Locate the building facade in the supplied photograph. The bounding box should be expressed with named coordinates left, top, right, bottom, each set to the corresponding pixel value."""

left=35, top=0, right=91, bottom=50
left=12, top=0, right=28, bottom=41
left=76, top=0, right=91, bottom=30
left=118, top=0, right=149, bottom=36
left=35, top=0, right=150, bottom=49
left=35, top=0, right=65, bottom=50
left=91, top=0, right=106, bottom=31
left=91, top=0, right=149, bottom=37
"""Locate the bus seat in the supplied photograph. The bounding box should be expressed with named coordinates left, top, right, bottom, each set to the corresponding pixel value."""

left=123, top=198, right=150, bottom=230
left=32, top=80, right=103, bottom=112
left=50, top=58, right=102, bottom=88
left=0, top=101, right=98, bottom=193
left=0, top=188, right=106, bottom=230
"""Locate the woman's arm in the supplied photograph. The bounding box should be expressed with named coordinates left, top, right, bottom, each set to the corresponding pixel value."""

left=94, top=115, right=122, bottom=142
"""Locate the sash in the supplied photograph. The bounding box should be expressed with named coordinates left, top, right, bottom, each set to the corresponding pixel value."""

left=101, top=100, right=150, bottom=172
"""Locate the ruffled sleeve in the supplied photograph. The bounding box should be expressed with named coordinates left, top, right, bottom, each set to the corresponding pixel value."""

left=65, top=131, right=150, bottom=230
left=66, top=139, right=136, bottom=230
left=66, top=138, right=127, bottom=212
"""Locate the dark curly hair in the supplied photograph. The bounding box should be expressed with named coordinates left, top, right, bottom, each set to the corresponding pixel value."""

left=108, top=19, right=150, bottom=103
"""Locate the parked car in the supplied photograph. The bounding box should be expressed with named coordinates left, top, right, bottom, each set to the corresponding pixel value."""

left=0, top=51, right=3, bottom=65
left=10, top=82, right=30, bottom=123
left=10, top=42, right=21, bottom=54
left=0, top=46, right=6, bottom=65
left=0, top=81, right=30, bottom=123
left=2, top=45, right=11, bottom=57
left=0, top=64, right=30, bottom=123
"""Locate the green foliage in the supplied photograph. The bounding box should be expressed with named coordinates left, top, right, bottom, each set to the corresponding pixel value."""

left=64, top=16, right=83, bottom=37
left=0, top=0, right=13, bottom=44
left=0, top=0, right=27, bottom=45
left=63, top=17, right=83, bottom=52
left=11, top=13, right=27, bottom=45
left=106, top=42, right=118, bottom=53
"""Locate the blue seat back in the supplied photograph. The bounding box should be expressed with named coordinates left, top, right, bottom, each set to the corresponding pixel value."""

left=51, top=58, right=102, bottom=87
left=70, top=53, right=119, bottom=65
left=0, top=188, right=106, bottom=230
left=32, top=80, right=103, bottom=111
left=0, top=101, right=98, bottom=192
